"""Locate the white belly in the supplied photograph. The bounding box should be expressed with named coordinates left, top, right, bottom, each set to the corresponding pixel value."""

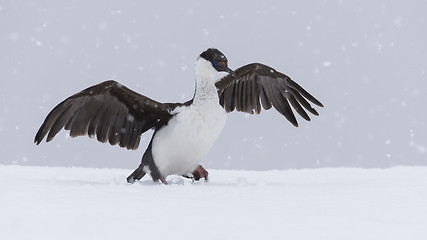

left=151, top=102, right=227, bottom=177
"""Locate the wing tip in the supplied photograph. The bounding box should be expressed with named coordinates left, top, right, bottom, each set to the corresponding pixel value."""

left=34, top=130, right=45, bottom=145
left=308, top=95, right=324, bottom=108
left=292, top=121, right=299, bottom=127
left=312, top=108, right=319, bottom=116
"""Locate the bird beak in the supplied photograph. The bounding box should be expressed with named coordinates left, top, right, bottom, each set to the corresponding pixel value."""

left=227, top=67, right=236, bottom=77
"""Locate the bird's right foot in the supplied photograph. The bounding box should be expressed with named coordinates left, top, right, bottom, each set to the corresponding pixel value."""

left=127, top=166, right=147, bottom=183
left=181, top=165, right=209, bottom=181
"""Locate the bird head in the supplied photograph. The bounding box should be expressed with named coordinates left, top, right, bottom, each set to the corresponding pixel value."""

left=199, top=48, right=235, bottom=76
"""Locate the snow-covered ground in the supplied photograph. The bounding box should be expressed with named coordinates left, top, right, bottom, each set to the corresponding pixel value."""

left=1, top=165, right=426, bottom=240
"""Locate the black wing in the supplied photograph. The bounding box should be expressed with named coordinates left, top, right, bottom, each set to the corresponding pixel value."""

left=216, top=63, right=323, bottom=127
left=34, top=80, right=188, bottom=150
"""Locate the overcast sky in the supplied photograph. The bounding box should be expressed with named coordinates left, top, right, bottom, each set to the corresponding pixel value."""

left=1, top=0, right=426, bottom=170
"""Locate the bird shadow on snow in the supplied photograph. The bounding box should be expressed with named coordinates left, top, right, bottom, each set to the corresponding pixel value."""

left=39, top=175, right=202, bottom=187
left=42, top=177, right=127, bottom=187
left=134, top=176, right=268, bottom=187
left=40, top=174, right=283, bottom=187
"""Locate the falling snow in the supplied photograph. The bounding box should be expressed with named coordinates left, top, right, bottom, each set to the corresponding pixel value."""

left=323, top=61, right=331, bottom=67
left=1, top=1, right=426, bottom=176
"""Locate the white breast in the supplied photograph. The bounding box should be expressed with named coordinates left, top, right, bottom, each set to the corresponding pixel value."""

left=151, top=102, right=227, bottom=177
left=151, top=57, right=227, bottom=177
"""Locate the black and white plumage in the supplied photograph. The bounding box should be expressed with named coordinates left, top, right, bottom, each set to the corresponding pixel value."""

left=34, top=48, right=323, bottom=184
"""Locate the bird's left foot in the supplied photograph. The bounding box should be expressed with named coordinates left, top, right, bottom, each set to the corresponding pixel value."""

left=160, top=177, right=168, bottom=185
left=183, top=165, right=209, bottom=181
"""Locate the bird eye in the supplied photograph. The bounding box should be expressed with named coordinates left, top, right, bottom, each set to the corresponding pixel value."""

left=213, top=60, right=219, bottom=66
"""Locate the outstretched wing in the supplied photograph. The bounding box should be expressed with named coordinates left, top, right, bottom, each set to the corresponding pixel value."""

left=216, top=63, right=323, bottom=127
left=35, top=80, right=186, bottom=150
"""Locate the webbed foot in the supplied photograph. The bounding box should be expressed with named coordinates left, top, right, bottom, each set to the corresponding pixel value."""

left=183, top=165, right=209, bottom=181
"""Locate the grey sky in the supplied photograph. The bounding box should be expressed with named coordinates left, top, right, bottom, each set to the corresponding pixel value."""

left=1, top=0, right=426, bottom=169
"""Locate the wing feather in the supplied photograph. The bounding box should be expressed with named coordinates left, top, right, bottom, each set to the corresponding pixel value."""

left=47, top=102, right=75, bottom=142
left=35, top=80, right=180, bottom=150
left=287, top=88, right=319, bottom=116
left=287, top=94, right=310, bottom=122
left=259, top=84, right=272, bottom=110
left=237, top=79, right=244, bottom=112
left=216, top=63, right=323, bottom=127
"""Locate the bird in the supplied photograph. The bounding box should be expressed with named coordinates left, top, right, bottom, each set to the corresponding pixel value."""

left=34, top=48, right=323, bottom=184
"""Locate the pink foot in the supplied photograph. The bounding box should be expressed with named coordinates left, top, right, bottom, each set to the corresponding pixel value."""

left=191, top=165, right=209, bottom=181
left=160, top=177, right=168, bottom=184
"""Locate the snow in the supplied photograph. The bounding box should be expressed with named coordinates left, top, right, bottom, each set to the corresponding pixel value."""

left=1, top=165, right=426, bottom=240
